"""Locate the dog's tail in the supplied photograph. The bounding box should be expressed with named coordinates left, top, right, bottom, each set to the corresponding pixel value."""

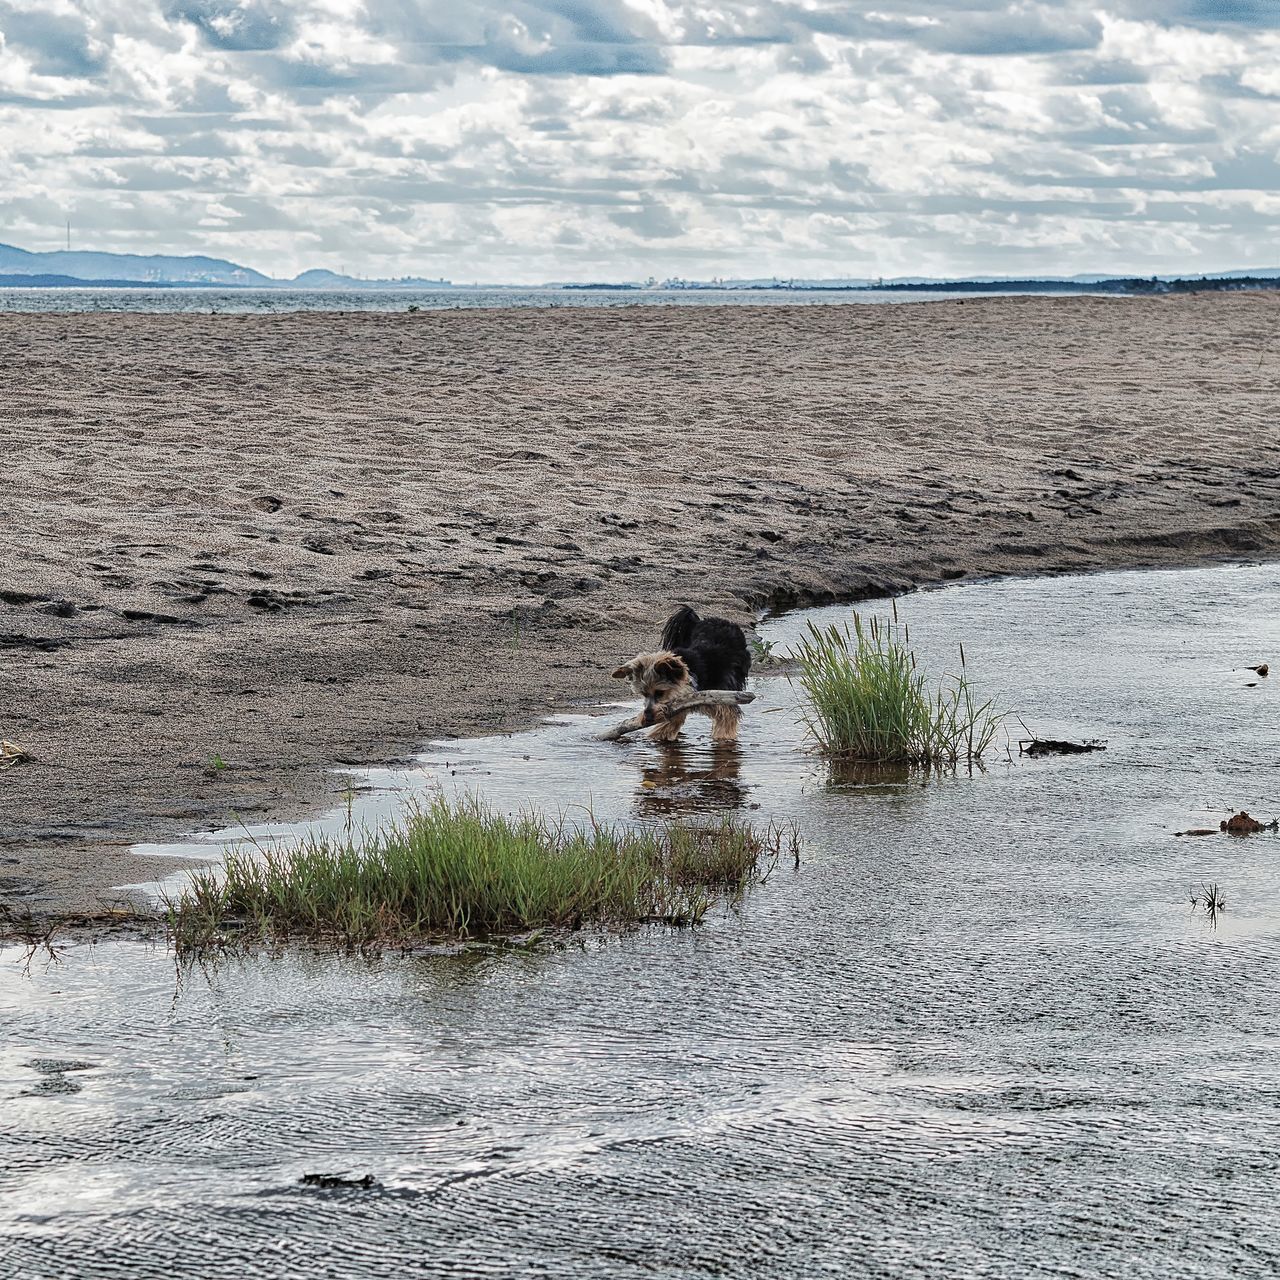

left=660, top=605, right=700, bottom=652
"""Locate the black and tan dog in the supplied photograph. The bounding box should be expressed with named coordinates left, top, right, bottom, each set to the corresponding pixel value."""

left=612, top=606, right=751, bottom=742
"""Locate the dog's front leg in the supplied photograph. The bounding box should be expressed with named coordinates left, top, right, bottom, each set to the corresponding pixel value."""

left=648, top=710, right=688, bottom=743
left=710, top=704, right=741, bottom=742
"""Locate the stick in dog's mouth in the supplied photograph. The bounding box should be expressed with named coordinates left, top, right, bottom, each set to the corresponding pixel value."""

left=598, top=690, right=756, bottom=742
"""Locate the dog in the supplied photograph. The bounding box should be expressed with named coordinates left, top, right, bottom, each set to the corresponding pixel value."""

left=612, top=605, right=751, bottom=743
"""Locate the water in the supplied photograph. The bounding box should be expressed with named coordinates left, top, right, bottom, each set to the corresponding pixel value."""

left=4, top=564, right=1280, bottom=1278
left=0, top=285, right=1104, bottom=316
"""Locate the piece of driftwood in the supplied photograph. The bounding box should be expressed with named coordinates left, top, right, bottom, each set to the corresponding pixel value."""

left=597, top=689, right=756, bottom=742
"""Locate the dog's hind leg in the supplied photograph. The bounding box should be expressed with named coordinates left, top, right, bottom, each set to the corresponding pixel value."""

left=648, top=710, right=689, bottom=743
left=710, top=704, right=741, bottom=743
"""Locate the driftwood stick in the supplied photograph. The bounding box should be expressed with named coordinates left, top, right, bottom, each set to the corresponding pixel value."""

left=597, top=689, right=756, bottom=742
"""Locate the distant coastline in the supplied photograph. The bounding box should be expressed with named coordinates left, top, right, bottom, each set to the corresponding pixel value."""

left=2, top=239, right=1279, bottom=297
left=4, top=270, right=1278, bottom=298
left=0, top=273, right=229, bottom=289
left=5, top=274, right=1279, bottom=317
left=564, top=275, right=1280, bottom=297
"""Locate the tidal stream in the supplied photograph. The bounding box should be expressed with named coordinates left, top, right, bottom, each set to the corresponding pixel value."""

left=4, top=564, right=1280, bottom=1278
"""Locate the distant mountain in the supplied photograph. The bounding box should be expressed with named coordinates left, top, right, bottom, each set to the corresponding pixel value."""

left=0, top=272, right=226, bottom=289
left=1198, top=268, right=1280, bottom=280
left=0, top=243, right=458, bottom=289
left=0, top=242, right=272, bottom=285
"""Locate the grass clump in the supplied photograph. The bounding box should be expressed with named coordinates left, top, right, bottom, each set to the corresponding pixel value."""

left=793, top=610, right=1003, bottom=765
left=749, top=634, right=787, bottom=668
left=167, top=795, right=789, bottom=950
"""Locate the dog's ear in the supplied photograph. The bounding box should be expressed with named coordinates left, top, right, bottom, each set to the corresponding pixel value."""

left=611, top=661, right=636, bottom=680
left=654, top=655, right=689, bottom=683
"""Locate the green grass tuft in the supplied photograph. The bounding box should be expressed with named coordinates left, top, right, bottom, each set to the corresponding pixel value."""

left=167, top=795, right=791, bottom=950
left=793, top=611, right=1003, bottom=765
left=749, top=634, right=785, bottom=667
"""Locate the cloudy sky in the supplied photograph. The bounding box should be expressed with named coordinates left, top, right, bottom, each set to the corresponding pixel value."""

left=1, top=0, right=1277, bottom=281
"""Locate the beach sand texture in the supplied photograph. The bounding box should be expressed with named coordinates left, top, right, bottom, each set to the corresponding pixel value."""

left=3, top=294, right=1279, bottom=910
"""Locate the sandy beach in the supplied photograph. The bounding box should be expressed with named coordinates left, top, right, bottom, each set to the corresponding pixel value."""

left=3, top=293, right=1279, bottom=913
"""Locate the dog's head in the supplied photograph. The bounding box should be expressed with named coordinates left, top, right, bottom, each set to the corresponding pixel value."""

left=612, top=650, right=692, bottom=711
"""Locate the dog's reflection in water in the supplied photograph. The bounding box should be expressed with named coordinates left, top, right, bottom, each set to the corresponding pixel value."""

left=634, top=742, right=749, bottom=817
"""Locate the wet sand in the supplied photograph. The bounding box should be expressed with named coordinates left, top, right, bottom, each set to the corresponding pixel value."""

left=3, top=293, right=1279, bottom=912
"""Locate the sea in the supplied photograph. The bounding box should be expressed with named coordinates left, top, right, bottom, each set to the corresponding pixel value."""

left=0, top=284, right=1083, bottom=315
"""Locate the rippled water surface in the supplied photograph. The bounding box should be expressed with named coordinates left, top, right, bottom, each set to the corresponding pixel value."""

left=0, top=285, right=1092, bottom=315
left=5, top=565, right=1280, bottom=1278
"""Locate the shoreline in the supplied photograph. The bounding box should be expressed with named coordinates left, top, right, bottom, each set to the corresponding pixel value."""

left=5, top=550, right=1274, bottom=940
left=4, top=552, right=1275, bottom=938
left=4, top=550, right=1275, bottom=938
left=4, top=293, right=1279, bottom=914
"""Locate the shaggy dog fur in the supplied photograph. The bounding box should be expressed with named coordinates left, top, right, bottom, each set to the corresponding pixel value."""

left=612, top=605, right=752, bottom=742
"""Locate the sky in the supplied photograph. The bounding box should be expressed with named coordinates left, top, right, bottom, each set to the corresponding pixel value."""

left=0, top=0, right=1277, bottom=282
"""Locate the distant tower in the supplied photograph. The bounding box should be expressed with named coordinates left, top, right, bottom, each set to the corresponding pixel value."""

left=66, top=219, right=71, bottom=252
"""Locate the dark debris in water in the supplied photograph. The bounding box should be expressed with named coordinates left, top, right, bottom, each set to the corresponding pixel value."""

left=299, top=1172, right=380, bottom=1191
left=1019, top=738, right=1106, bottom=757
left=1221, top=811, right=1278, bottom=835
left=1175, top=811, right=1279, bottom=837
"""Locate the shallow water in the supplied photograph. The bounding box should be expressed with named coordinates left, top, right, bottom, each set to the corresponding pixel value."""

left=5, top=564, right=1280, bottom=1278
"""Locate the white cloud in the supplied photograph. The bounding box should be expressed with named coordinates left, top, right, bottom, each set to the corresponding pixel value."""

left=0, top=0, right=1276, bottom=279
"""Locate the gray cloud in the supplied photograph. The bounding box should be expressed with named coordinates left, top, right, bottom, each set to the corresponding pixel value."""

left=776, top=3, right=1104, bottom=57
left=169, top=1, right=293, bottom=51
left=332, top=0, right=668, bottom=76
left=1119, top=0, right=1280, bottom=27
left=609, top=197, right=683, bottom=237
left=0, top=5, right=105, bottom=76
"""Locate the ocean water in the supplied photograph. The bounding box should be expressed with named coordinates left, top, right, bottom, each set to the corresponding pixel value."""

left=0, top=285, right=1084, bottom=315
